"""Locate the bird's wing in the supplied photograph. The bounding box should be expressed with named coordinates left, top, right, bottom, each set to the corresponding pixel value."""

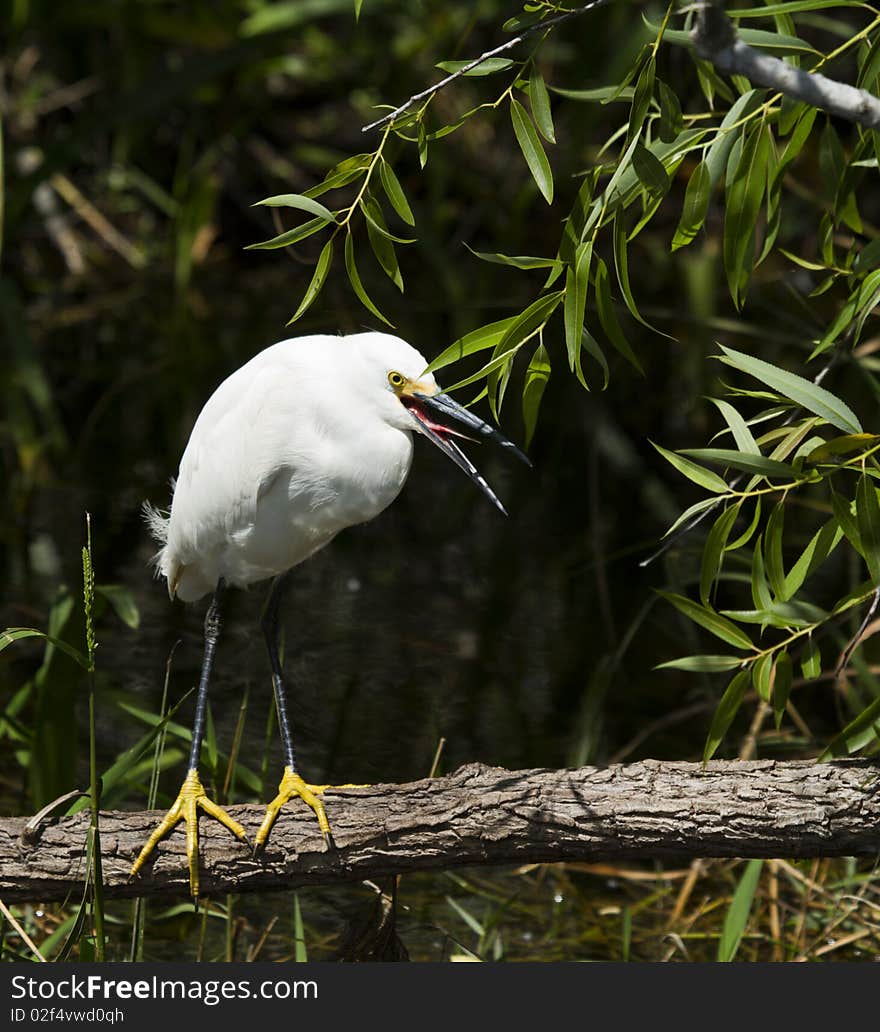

left=161, top=359, right=312, bottom=594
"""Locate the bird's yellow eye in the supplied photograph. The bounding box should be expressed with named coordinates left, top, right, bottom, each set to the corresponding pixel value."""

left=387, top=371, right=406, bottom=389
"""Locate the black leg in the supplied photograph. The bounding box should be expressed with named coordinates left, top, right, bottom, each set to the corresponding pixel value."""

left=261, top=570, right=298, bottom=771
left=187, top=577, right=226, bottom=771
left=130, top=575, right=247, bottom=898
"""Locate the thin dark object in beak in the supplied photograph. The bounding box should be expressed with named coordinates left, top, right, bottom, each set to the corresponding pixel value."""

left=412, top=392, right=532, bottom=467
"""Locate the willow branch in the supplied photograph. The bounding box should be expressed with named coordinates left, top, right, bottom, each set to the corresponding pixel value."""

left=361, top=1, right=614, bottom=133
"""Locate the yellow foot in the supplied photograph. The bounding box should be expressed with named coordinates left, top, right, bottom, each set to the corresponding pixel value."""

left=129, top=768, right=248, bottom=898
left=254, top=767, right=367, bottom=852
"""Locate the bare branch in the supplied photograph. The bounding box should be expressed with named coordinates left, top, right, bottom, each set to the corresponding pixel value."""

left=2, top=759, right=880, bottom=903
left=361, top=1, right=614, bottom=133
left=693, top=0, right=880, bottom=130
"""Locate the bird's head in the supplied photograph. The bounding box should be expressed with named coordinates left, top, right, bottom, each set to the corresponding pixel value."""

left=354, top=331, right=530, bottom=514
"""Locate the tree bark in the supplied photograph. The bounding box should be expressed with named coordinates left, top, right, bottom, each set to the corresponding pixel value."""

left=2, top=759, right=879, bottom=903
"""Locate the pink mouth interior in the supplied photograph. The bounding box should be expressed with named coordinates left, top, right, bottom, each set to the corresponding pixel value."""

left=403, top=397, right=472, bottom=442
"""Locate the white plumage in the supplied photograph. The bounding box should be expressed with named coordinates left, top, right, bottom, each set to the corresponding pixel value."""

left=149, top=332, right=437, bottom=602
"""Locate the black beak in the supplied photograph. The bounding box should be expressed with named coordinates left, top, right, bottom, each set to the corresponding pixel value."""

left=403, top=391, right=531, bottom=515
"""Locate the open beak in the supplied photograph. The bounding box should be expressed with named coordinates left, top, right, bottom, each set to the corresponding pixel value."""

left=402, top=391, right=531, bottom=515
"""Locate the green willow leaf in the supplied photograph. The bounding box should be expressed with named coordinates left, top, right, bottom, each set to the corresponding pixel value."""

left=632, top=143, right=670, bottom=195
left=718, top=346, right=863, bottom=434
left=366, top=218, right=403, bottom=292
left=819, top=694, right=880, bottom=759
left=751, top=653, right=773, bottom=703
left=710, top=398, right=761, bottom=455
left=580, top=328, right=609, bottom=391
left=700, top=504, right=741, bottom=606
left=245, top=217, right=329, bottom=250
left=427, top=318, right=517, bottom=373
left=679, top=448, right=796, bottom=479
left=831, top=488, right=864, bottom=557
left=436, top=57, right=514, bottom=76
left=656, top=655, right=744, bottom=673
left=658, top=591, right=755, bottom=650
left=806, top=433, right=880, bottom=464
left=253, top=193, right=337, bottom=223
left=771, top=106, right=817, bottom=192
left=594, top=258, right=643, bottom=374
left=704, top=669, right=751, bottom=763
left=672, top=159, right=711, bottom=251
left=751, top=539, right=773, bottom=609
left=528, top=69, right=555, bottom=143
left=800, top=638, right=821, bottom=679
left=784, top=519, right=842, bottom=598
left=663, top=497, right=724, bottom=538
left=772, top=651, right=793, bottom=729
left=706, top=90, right=763, bottom=185
left=287, top=238, right=334, bottom=324
left=510, top=97, right=554, bottom=203
left=651, top=443, right=729, bottom=493
left=564, top=242, right=592, bottom=373
left=628, top=55, right=655, bottom=141
left=727, top=498, right=762, bottom=552
left=464, top=245, right=562, bottom=272
left=360, top=195, right=415, bottom=244
left=723, top=600, right=827, bottom=628
left=657, top=79, right=682, bottom=143
left=378, top=160, right=416, bottom=226
left=723, top=123, right=770, bottom=308
left=496, top=291, right=564, bottom=354
left=765, top=502, right=786, bottom=600
left=856, top=474, right=880, bottom=586
left=522, top=343, right=551, bottom=448
left=343, top=232, right=393, bottom=326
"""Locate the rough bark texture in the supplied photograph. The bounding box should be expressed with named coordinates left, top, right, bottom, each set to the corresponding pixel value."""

left=2, top=759, right=879, bottom=903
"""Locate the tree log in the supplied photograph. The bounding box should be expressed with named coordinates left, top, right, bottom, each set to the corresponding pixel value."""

left=2, top=759, right=879, bottom=903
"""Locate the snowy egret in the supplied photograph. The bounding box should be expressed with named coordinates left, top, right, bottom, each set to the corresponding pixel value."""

left=130, top=331, right=528, bottom=896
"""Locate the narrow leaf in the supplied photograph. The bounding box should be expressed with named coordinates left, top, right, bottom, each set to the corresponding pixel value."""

left=718, top=346, right=863, bottom=433
left=856, top=473, right=880, bottom=585
left=595, top=257, right=643, bottom=374
left=427, top=317, right=517, bottom=373
left=657, top=655, right=744, bottom=673
left=651, top=442, right=730, bottom=494
left=564, top=242, right=592, bottom=372
left=253, top=193, right=337, bottom=223
left=287, top=238, right=334, bottom=324
left=658, top=591, right=755, bottom=650
left=672, top=159, right=711, bottom=251
left=710, top=399, right=761, bottom=455
left=522, top=343, right=551, bottom=448
left=344, top=232, right=393, bottom=326
left=717, top=860, right=764, bottom=961
left=772, top=650, right=793, bottom=729
left=245, top=217, right=328, bottom=251
left=528, top=69, right=555, bottom=143
left=679, top=448, right=796, bottom=479
left=704, top=669, right=751, bottom=763
left=700, top=504, right=741, bottom=606
left=510, top=97, right=554, bottom=204
left=436, top=58, right=514, bottom=76
left=378, top=160, right=416, bottom=226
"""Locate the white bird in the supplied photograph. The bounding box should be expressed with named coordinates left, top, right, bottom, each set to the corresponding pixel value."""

left=130, top=331, right=528, bottom=897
